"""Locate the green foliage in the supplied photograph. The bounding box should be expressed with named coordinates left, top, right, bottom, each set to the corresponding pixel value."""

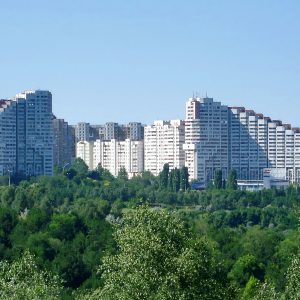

left=180, top=166, right=190, bottom=191
left=88, top=206, right=231, bottom=300
left=229, top=255, right=264, bottom=286
left=215, top=169, right=223, bottom=190
left=118, top=166, right=128, bottom=181
left=242, top=276, right=260, bottom=300
left=72, top=158, right=88, bottom=175
left=284, top=253, right=300, bottom=299
left=0, top=169, right=299, bottom=298
left=169, top=168, right=181, bottom=192
left=49, top=214, right=83, bottom=241
left=159, top=163, right=169, bottom=189
left=0, top=250, right=62, bottom=300
left=0, top=207, right=17, bottom=258
left=227, top=169, right=238, bottom=190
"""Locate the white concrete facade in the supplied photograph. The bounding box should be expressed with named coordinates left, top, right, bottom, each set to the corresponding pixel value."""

left=93, top=139, right=144, bottom=177
left=184, top=97, right=228, bottom=183
left=144, top=120, right=185, bottom=176
left=76, top=141, right=94, bottom=170
left=184, top=96, right=300, bottom=185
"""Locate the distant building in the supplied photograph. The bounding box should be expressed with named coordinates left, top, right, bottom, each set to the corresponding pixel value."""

left=93, top=139, right=144, bottom=177
left=124, top=122, right=144, bottom=141
left=75, top=121, right=144, bottom=142
left=263, top=168, right=290, bottom=189
left=184, top=97, right=229, bottom=183
left=144, top=120, right=185, bottom=176
left=17, top=90, right=54, bottom=176
left=237, top=180, right=264, bottom=191
left=0, top=90, right=54, bottom=177
left=75, top=122, right=90, bottom=141
left=53, top=118, right=75, bottom=167
left=104, top=122, right=122, bottom=140
left=76, top=141, right=94, bottom=169
left=184, top=96, right=300, bottom=186
left=76, top=139, right=144, bottom=177
left=0, top=100, right=17, bottom=176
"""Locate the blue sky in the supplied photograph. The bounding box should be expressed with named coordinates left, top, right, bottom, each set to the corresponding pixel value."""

left=0, top=0, right=299, bottom=125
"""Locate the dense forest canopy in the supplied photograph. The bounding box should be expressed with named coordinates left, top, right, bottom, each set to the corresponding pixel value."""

left=0, top=160, right=299, bottom=299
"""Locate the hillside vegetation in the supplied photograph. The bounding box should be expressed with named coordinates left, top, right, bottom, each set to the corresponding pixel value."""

left=0, top=160, right=299, bottom=299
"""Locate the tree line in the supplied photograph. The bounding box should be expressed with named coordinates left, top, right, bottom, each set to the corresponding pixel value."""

left=0, top=158, right=299, bottom=299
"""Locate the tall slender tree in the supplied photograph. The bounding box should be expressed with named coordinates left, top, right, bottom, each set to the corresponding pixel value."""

left=180, top=166, right=190, bottom=191
left=159, top=164, right=169, bottom=189
left=227, top=169, right=238, bottom=190
left=214, top=169, right=223, bottom=189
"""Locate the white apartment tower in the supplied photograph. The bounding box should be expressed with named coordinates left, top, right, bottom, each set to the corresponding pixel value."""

left=184, top=97, right=229, bottom=183
left=228, top=107, right=269, bottom=180
left=76, top=139, right=144, bottom=177
left=144, top=120, right=185, bottom=176
left=93, top=139, right=144, bottom=177
left=76, top=141, right=94, bottom=169
left=267, top=122, right=300, bottom=182
left=184, top=96, right=300, bottom=185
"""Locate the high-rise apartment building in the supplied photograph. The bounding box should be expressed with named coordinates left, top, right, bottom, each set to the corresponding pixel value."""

left=104, top=122, right=122, bottom=140
left=0, top=90, right=53, bottom=177
left=76, top=141, right=94, bottom=169
left=53, top=118, right=75, bottom=167
left=144, top=120, right=185, bottom=176
left=124, top=122, right=144, bottom=140
left=15, top=90, right=54, bottom=176
left=228, top=107, right=269, bottom=181
left=75, top=122, right=91, bottom=141
left=76, top=139, right=144, bottom=177
left=184, top=96, right=300, bottom=185
left=75, top=122, right=144, bottom=142
left=93, top=139, right=144, bottom=177
left=0, top=100, right=17, bottom=176
left=184, top=98, right=229, bottom=182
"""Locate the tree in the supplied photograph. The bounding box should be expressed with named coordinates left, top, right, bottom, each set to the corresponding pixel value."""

left=228, top=254, right=264, bottom=287
left=214, top=169, right=223, bottom=190
left=253, top=251, right=300, bottom=300
left=227, top=169, right=238, bottom=190
left=85, top=206, right=231, bottom=300
left=242, top=276, right=260, bottom=300
left=64, top=168, right=77, bottom=179
left=0, top=207, right=17, bottom=258
left=159, top=163, right=169, bottom=189
left=72, top=158, right=88, bottom=175
left=87, top=170, right=101, bottom=181
left=169, top=168, right=180, bottom=192
left=0, top=251, right=62, bottom=300
left=118, top=167, right=128, bottom=181
left=284, top=252, right=300, bottom=299
left=180, top=166, right=190, bottom=191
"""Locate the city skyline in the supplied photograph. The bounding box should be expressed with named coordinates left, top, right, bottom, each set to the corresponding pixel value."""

left=2, top=89, right=300, bottom=129
left=1, top=88, right=300, bottom=187
left=1, top=1, right=300, bottom=126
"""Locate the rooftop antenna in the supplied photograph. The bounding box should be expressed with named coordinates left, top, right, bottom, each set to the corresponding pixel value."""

left=206, top=91, right=208, bottom=98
